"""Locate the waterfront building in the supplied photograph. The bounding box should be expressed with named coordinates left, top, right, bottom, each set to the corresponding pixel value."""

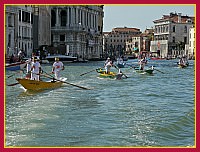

left=150, top=12, right=195, bottom=58
left=16, top=5, right=33, bottom=57
left=50, top=5, right=104, bottom=60
left=125, top=28, right=154, bottom=58
left=5, top=5, right=18, bottom=57
left=188, top=26, right=195, bottom=59
left=103, top=27, right=141, bottom=59
left=32, top=6, right=51, bottom=56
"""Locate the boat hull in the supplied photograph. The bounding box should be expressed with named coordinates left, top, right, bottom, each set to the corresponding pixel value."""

left=178, top=63, right=189, bottom=68
left=98, top=72, right=122, bottom=79
left=46, top=55, right=77, bottom=62
left=16, top=78, right=63, bottom=91
left=5, top=62, right=26, bottom=71
left=99, top=72, right=116, bottom=79
left=134, top=67, right=154, bottom=74
left=150, top=57, right=165, bottom=60
left=96, top=68, right=122, bottom=79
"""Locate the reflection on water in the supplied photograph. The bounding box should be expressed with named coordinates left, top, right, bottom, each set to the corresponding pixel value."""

left=5, top=59, right=195, bottom=147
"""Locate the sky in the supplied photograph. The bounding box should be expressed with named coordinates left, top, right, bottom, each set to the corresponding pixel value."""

left=103, top=5, right=195, bottom=32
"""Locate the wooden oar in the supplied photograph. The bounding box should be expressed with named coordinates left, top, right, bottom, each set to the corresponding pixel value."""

left=7, top=82, right=19, bottom=86
left=41, top=71, right=91, bottom=90
left=154, top=69, right=165, bottom=74
left=54, top=78, right=91, bottom=90
left=80, top=67, right=104, bottom=76
left=7, top=69, right=24, bottom=78
left=80, top=69, right=97, bottom=76
left=113, top=65, right=128, bottom=78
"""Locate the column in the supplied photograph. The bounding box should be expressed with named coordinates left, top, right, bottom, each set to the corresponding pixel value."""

left=56, top=8, right=59, bottom=27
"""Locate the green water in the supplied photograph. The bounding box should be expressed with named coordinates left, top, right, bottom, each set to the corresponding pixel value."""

left=5, top=59, right=195, bottom=147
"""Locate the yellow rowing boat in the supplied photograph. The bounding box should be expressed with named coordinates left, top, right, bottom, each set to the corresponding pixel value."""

left=16, top=78, right=63, bottom=91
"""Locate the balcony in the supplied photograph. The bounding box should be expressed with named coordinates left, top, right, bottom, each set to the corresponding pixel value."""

left=51, top=25, right=87, bottom=33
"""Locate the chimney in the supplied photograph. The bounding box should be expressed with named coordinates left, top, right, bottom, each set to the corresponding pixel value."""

left=178, top=13, right=182, bottom=23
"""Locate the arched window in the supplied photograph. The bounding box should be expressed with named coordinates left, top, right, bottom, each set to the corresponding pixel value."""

left=51, top=10, right=56, bottom=27
left=60, top=10, right=67, bottom=26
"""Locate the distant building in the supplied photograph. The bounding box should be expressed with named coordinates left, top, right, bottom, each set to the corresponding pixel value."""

left=125, top=28, right=154, bottom=58
left=5, top=5, right=34, bottom=58
left=32, top=6, right=51, bottom=54
left=50, top=5, right=104, bottom=60
left=103, top=27, right=142, bottom=59
left=17, top=6, right=34, bottom=57
left=150, top=12, right=195, bottom=58
left=187, top=26, right=195, bottom=59
left=5, top=6, right=17, bottom=57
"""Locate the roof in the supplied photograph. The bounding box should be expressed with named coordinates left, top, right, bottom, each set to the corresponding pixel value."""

left=112, top=27, right=141, bottom=33
left=153, top=12, right=195, bottom=24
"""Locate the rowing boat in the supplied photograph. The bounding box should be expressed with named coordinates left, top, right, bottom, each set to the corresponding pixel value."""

left=178, top=63, right=189, bottom=68
left=16, top=78, right=66, bottom=91
left=134, top=67, right=154, bottom=74
left=6, top=61, right=26, bottom=71
left=96, top=68, right=122, bottom=79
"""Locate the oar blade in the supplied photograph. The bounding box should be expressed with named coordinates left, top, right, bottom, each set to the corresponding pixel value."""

left=64, top=81, right=91, bottom=90
left=7, top=82, right=19, bottom=86
left=41, top=73, right=91, bottom=90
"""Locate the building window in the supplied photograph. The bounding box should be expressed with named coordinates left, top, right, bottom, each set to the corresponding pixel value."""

left=173, top=26, right=176, bottom=32
left=61, top=10, right=67, bottom=26
left=184, top=37, right=187, bottom=44
left=19, top=10, right=21, bottom=21
left=166, top=26, right=168, bottom=32
left=8, top=34, right=11, bottom=47
left=172, top=37, right=175, bottom=43
left=51, top=34, right=53, bottom=42
left=163, top=27, right=165, bottom=33
left=184, top=26, right=187, bottom=33
left=51, top=10, right=56, bottom=27
left=8, top=16, right=12, bottom=27
left=60, top=35, right=65, bottom=42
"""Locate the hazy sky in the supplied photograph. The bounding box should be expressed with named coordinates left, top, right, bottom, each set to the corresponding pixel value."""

left=103, top=5, right=195, bottom=32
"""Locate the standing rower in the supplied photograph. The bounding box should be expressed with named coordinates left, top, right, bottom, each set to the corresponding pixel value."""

left=52, top=57, right=65, bottom=79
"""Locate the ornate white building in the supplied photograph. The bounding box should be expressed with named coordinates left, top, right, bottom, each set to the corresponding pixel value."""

left=50, top=5, right=104, bottom=60
left=188, top=27, right=195, bottom=59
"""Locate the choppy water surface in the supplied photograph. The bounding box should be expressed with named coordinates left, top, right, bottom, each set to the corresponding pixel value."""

left=5, top=59, right=195, bottom=147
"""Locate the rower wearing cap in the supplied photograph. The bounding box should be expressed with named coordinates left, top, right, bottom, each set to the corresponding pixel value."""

left=104, top=57, right=113, bottom=74
left=104, top=57, right=111, bottom=66
left=30, top=57, right=42, bottom=81
left=52, top=57, right=64, bottom=79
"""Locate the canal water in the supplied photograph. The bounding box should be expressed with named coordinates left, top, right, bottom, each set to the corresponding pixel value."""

left=5, top=59, right=195, bottom=147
